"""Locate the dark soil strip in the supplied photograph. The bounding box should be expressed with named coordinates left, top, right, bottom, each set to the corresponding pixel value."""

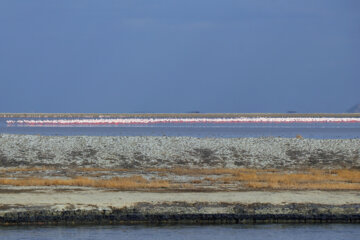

left=1, top=202, right=360, bottom=225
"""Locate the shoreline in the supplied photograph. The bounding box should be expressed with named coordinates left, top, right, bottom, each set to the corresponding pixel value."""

left=1, top=113, right=360, bottom=118
left=2, top=203, right=360, bottom=225
left=1, top=190, right=360, bottom=225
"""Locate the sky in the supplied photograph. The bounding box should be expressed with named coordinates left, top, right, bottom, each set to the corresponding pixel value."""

left=0, top=0, right=359, bottom=113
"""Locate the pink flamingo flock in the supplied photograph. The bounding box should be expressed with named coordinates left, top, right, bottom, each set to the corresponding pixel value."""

left=6, top=117, right=360, bottom=126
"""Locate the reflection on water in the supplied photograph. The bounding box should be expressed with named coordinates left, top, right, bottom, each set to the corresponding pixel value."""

left=0, top=224, right=359, bottom=240
left=1, top=118, right=360, bottom=138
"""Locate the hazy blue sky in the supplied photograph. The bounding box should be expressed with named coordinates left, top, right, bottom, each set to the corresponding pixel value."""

left=0, top=0, right=359, bottom=113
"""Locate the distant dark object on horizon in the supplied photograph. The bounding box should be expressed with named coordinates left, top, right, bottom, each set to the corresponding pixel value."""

left=287, top=110, right=297, bottom=113
left=188, top=111, right=200, bottom=113
left=347, top=104, right=360, bottom=113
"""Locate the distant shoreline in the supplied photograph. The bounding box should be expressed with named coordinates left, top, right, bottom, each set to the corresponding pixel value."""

left=1, top=113, right=360, bottom=118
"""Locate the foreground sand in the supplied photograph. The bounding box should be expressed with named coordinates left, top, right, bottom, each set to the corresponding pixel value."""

left=1, top=187, right=360, bottom=224
left=2, top=187, right=360, bottom=208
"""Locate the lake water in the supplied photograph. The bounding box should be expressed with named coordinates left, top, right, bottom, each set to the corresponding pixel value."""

left=0, top=224, right=359, bottom=240
left=1, top=118, right=360, bottom=139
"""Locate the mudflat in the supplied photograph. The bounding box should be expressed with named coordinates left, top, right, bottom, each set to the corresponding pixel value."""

left=1, top=134, right=359, bottom=169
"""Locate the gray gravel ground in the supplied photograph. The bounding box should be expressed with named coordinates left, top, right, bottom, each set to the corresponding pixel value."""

left=0, top=134, right=359, bottom=169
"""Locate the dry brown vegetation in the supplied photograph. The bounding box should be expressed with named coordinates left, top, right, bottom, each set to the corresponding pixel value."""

left=1, top=167, right=360, bottom=191
left=147, top=167, right=261, bottom=176
left=0, top=176, right=170, bottom=190
left=220, top=169, right=360, bottom=190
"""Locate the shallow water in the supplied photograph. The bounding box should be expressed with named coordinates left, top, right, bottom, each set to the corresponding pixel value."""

left=0, top=224, right=359, bottom=240
left=1, top=118, right=360, bottom=138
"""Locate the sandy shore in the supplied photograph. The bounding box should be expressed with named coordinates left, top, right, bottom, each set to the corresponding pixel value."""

left=1, top=188, right=360, bottom=224
left=1, top=188, right=360, bottom=208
